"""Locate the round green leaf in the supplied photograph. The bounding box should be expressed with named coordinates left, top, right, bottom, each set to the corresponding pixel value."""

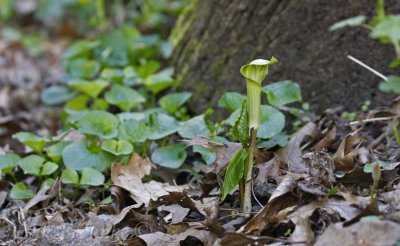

left=147, top=113, right=180, bottom=140
left=41, top=86, right=74, bottom=106
left=62, top=141, right=113, bottom=171
left=371, top=15, right=400, bottom=41
left=68, top=79, right=109, bottom=98
left=12, top=132, right=47, bottom=153
left=0, top=152, right=20, bottom=172
left=151, top=144, right=187, bottom=169
left=62, top=40, right=99, bottom=60
left=101, top=139, right=133, bottom=156
left=257, top=105, right=285, bottom=139
left=193, top=145, right=216, bottom=165
left=61, top=168, right=79, bottom=184
left=159, top=92, right=192, bottom=113
left=64, top=94, right=90, bottom=114
left=262, top=80, right=302, bottom=107
left=144, top=69, right=176, bottom=94
left=178, top=115, right=211, bottom=139
left=80, top=167, right=105, bottom=186
left=10, top=182, right=34, bottom=200
left=105, top=84, right=146, bottom=112
left=46, top=141, right=71, bottom=163
left=118, top=119, right=150, bottom=143
left=18, top=155, right=45, bottom=176
left=218, top=92, right=246, bottom=112
left=65, top=58, right=101, bottom=80
left=76, top=110, right=119, bottom=139
left=40, top=162, right=58, bottom=176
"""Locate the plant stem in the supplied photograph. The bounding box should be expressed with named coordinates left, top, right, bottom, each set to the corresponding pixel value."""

left=243, top=128, right=257, bottom=213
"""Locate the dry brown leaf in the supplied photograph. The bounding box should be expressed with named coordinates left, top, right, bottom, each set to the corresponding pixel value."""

left=158, top=204, right=190, bottom=224
left=278, top=122, right=319, bottom=173
left=332, top=130, right=362, bottom=172
left=23, top=183, right=51, bottom=215
left=313, top=125, right=337, bottom=151
left=111, top=153, right=189, bottom=205
left=315, top=220, right=400, bottom=246
left=380, top=189, right=400, bottom=211
left=289, top=217, right=314, bottom=244
left=255, top=152, right=286, bottom=183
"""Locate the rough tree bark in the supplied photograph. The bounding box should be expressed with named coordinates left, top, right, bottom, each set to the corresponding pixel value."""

left=170, top=0, right=400, bottom=116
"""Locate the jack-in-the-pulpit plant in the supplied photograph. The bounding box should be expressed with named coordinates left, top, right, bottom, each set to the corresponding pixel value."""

left=222, top=57, right=277, bottom=213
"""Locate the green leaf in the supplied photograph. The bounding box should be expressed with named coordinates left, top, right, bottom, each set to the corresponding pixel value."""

left=263, top=80, right=302, bottom=107
left=64, top=94, right=89, bottom=114
left=40, top=162, right=58, bottom=176
left=92, top=98, right=109, bottom=111
left=193, top=145, right=216, bottom=165
left=62, top=40, right=99, bottom=60
left=221, top=149, right=248, bottom=201
left=61, top=168, right=79, bottom=184
left=135, top=60, right=161, bottom=78
left=18, top=155, right=45, bottom=176
left=46, top=141, right=71, bottom=162
left=10, top=182, right=34, bottom=200
left=379, top=76, right=400, bottom=93
left=371, top=15, right=400, bottom=41
left=218, top=92, right=246, bottom=112
left=100, top=68, right=124, bottom=84
left=178, top=115, right=211, bottom=139
left=159, top=92, right=192, bottom=113
left=68, top=79, right=109, bottom=98
left=147, top=113, right=180, bottom=140
left=101, top=139, right=133, bottom=156
left=0, top=153, right=20, bottom=172
left=62, top=141, right=112, bottom=171
left=257, top=105, right=285, bottom=139
left=144, top=68, right=176, bottom=94
left=225, top=109, right=241, bottom=126
left=12, top=132, right=47, bottom=153
left=80, top=167, right=105, bottom=186
left=104, top=84, right=146, bottom=112
left=232, top=101, right=249, bottom=146
left=240, top=57, right=278, bottom=85
left=118, top=119, right=150, bottom=143
left=257, top=133, right=289, bottom=149
left=41, top=86, right=74, bottom=106
left=151, top=144, right=187, bottom=169
left=329, top=15, right=367, bottom=31
left=65, top=58, right=101, bottom=80
left=76, top=110, right=119, bottom=139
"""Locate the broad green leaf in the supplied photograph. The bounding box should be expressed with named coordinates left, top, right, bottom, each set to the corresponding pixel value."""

left=178, top=115, right=211, bottom=139
left=221, top=149, right=248, bottom=201
left=144, top=68, right=176, bottom=94
left=68, top=79, right=109, bottom=98
left=0, top=153, right=20, bottom=173
left=232, top=101, right=249, bottom=146
left=193, top=145, right=216, bottom=165
left=123, top=66, right=141, bottom=86
left=104, top=84, right=146, bottom=112
left=379, top=76, right=400, bottom=93
left=159, top=92, right=192, bottom=113
left=64, top=94, right=90, bottom=114
left=263, top=80, right=302, bottom=107
left=100, top=68, right=124, bottom=84
left=10, top=182, right=34, bottom=200
left=40, top=162, right=58, bottom=176
left=225, top=109, right=241, bottom=126
left=218, top=92, right=246, bottom=112
left=135, top=60, right=161, bottom=78
left=65, top=58, right=101, bottom=80
left=62, top=141, right=113, bottom=171
left=371, top=15, right=400, bottom=41
left=118, top=119, right=150, bottom=143
left=147, top=113, right=180, bottom=140
left=151, top=144, right=187, bottom=169
left=80, top=167, right=105, bottom=186
left=18, top=155, right=45, bottom=175
left=329, top=16, right=367, bottom=31
left=92, top=98, right=109, bottom=111
left=12, top=132, right=47, bottom=153
left=62, top=40, right=99, bottom=60
left=257, top=105, right=285, bottom=139
left=101, top=139, right=133, bottom=156
left=41, top=86, right=74, bottom=106
left=76, top=110, right=119, bottom=139
left=257, top=133, right=289, bottom=149
left=61, top=168, right=79, bottom=184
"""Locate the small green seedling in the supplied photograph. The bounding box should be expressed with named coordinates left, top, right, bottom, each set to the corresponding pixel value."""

left=222, top=57, right=278, bottom=213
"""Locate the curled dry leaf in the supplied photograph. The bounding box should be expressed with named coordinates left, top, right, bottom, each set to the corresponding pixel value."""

left=332, top=130, right=362, bottom=173
left=278, top=122, right=319, bottom=173
left=111, top=153, right=189, bottom=206
left=255, top=152, right=286, bottom=183
left=313, top=125, right=337, bottom=151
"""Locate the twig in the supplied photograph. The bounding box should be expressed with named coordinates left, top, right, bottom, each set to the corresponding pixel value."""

left=347, top=55, right=388, bottom=81
left=349, top=116, right=396, bottom=126
left=1, top=217, right=16, bottom=239
left=251, top=184, right=265, bottom=209
left=17, top=207, right=28, bottom=237
left=217, top=212, right=257, bottom=221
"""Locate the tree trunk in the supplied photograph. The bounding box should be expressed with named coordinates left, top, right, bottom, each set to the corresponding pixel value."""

left=170, top=0, right=400, bottom=117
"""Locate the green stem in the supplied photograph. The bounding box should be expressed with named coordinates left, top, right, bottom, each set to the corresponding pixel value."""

left=246, top=81, right=261, bottom=130
left=243, top=128, right=257, bottom=213
left=95, top=0, right=106, bottom=31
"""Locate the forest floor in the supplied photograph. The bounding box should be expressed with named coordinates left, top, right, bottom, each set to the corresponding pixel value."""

left=2, top=6, right=400, bottom=246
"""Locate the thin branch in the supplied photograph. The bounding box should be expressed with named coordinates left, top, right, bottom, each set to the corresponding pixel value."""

left=349, top=116, right=396, bottom=126
left=347, top=55, right=388, bottom=81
